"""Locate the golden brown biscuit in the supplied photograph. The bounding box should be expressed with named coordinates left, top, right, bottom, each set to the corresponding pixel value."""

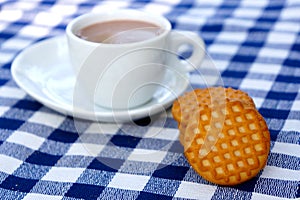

left=171, top=87, right=255, bottom=125
left=172, top=87, right=256, bottom=145
left=183, top=99, right=270, bottom=185
left=173, top=87, right=224, bottom=145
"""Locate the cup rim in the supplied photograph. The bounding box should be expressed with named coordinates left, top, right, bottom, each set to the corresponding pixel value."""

left=66, top=9, right=171, bottom=47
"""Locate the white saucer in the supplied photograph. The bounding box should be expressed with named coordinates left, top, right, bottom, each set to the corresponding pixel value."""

left=11, top=36, right=190, bottom=123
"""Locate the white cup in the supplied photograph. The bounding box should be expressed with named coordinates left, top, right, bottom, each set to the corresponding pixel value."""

left=66, top=9, right=205, bottom=110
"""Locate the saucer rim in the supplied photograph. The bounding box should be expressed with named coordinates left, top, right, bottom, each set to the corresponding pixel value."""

left=11, top=36, right=190, bottom=122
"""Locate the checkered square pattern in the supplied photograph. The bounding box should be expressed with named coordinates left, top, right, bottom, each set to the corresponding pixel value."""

left=0, top=0, right=299, bottom=199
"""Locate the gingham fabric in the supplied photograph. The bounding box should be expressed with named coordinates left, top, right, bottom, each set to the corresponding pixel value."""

left=0, top=0, right=300, bottom=199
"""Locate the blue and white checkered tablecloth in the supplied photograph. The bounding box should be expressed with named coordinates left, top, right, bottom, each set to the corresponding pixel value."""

left=0, top=0, right=299, bottom=199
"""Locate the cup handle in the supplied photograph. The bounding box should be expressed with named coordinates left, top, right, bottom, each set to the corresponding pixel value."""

left=168, top=31, right=205, bottom=72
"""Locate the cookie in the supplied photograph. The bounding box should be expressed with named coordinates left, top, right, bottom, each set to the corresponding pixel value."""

left=172, top=87, right=255, bottom=145
left=172, top=87, right=255, bottom=124
left=183, top=99, right=270, bottom=185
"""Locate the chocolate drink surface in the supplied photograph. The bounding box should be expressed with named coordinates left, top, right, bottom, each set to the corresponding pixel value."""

left=76, top=19, right=164, bottom=44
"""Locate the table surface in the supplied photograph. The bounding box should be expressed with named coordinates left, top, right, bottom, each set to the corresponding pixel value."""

left=0, top=0, right=299, bottom=199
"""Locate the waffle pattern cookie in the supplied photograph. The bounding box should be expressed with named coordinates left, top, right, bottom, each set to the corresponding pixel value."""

left=172, top=87, right=255, bottom=125
left=172, top=87, right=270, bottom=185
left=172, top=87, right=256, bottom=145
